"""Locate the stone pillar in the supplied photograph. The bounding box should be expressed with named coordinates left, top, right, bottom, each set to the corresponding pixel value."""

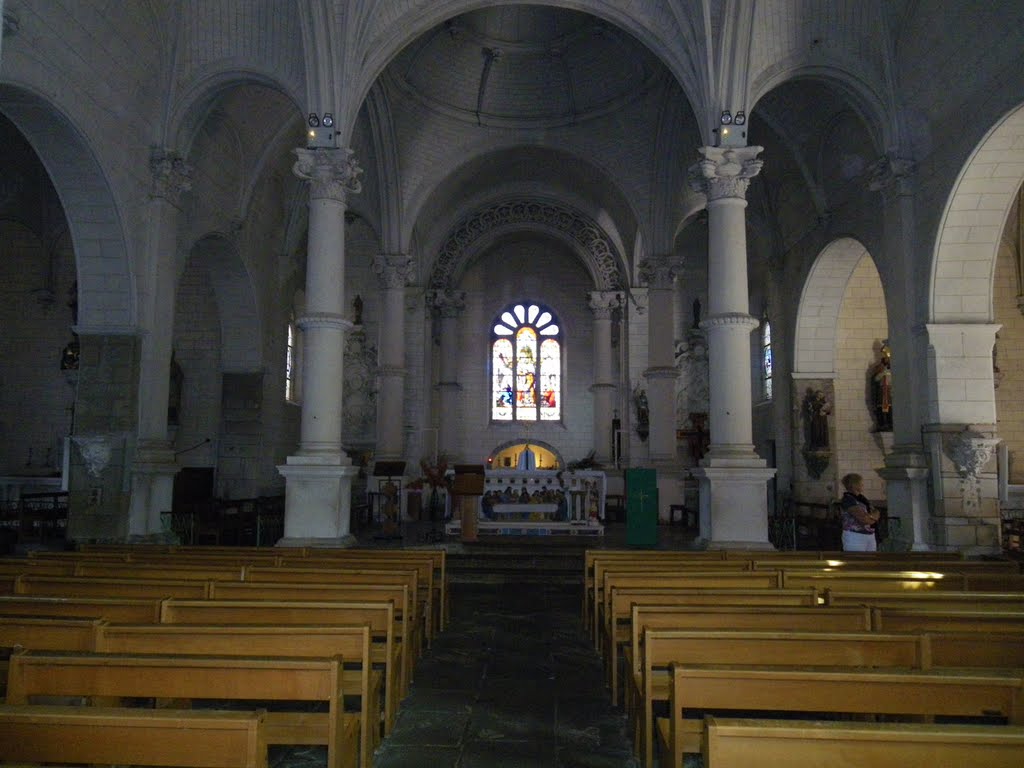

left=430, top=289, right=466, bottom=459
left=921, top=322, right=1002, bottom=554
left=639, top=255, right=682, bottom=465
left=277, top=147, right=362, bottom=546
left=589, top=291, right=623, bottom=465
left=688, top=146, right=775, bottom=549
left=373, top=253, right=413, bottom=461
left=127, top=150, right=191, bottom=540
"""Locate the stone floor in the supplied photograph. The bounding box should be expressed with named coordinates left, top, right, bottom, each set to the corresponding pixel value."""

left=372, top=581, right=639, bottom=768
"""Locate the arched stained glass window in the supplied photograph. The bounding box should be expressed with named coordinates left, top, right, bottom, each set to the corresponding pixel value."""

left=492, top=303, right=561, bottom=421
left=762, top=316, right=773, bottom=401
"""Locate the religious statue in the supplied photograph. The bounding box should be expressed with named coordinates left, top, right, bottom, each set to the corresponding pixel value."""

left=803, top=388, right=831, bottom=450
left=869, top=341, right=893, bottom=432
left=633, top=385, right=650, bottom=441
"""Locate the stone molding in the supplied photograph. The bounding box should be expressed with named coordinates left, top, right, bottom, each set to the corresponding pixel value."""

left=700, top=312, right=760, bottom=331
left=373, top=253, right=414, bottom=289
left=149, top=149, right=192, bottom=208
left=688, top=146, right=764, bottom=201
left=297, top=312, right=354, bottom=332
left=431, top=199, right=623, bottom=290
left=588, top=290, right=624, bottom=318
left=638, top=254, right=683, bottom=288
left=644, top=366, right=678, bottom=380
left=427, top=289, right=467, bottom=318
left=293, top=147, right=362, bottom=202
left=378, top=364, right=407, bottom=378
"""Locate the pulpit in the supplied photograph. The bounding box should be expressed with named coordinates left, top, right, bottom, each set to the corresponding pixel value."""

left=453, top=465, right=485, bottom=542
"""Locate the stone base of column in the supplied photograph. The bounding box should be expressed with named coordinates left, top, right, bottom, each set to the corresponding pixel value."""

left=278, top=458, right=359, bottom=542
left=691, top=464, right=776, bottom=549
left=877, top=446, right=932, bottom=551
left=128, top=444, right=178, bottom=538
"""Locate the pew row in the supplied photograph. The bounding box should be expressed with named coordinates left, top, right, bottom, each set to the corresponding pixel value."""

left=700, top=717, right=1024, bottom=768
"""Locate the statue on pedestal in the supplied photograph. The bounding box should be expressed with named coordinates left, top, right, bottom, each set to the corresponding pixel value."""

left=869, top=341, right=893, bottom=432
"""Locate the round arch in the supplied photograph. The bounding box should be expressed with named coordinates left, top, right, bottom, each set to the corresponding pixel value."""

left=488, top=438, right=565, bottom=470
left=930, top=101, right=1024, bottom=323
left=794, top=237, right=879, bottom=375
left=0, top=84, right=134, bottom=330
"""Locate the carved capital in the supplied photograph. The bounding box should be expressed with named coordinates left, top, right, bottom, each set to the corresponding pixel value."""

left=947, top=430, right=1000, bottom=478
left=700, top=312, right=760, bottom=331
left=867, top=152, right=915, bottom=194
left=688, top=145, right=764, bottom=201
left=296, top=312, right=353, bottom=332
left=149, top=149, right=192, bottom=207
left=588, top=290, right=624, bottom=319
left=373, top=253, right=414, bottom=289
left=639, top=254, right=683, bottom=288
left=427, top=289, right=466, bottom=318
left=72, top=435, right=113, bottom=478
left=293, top=147, right=363, bottom=203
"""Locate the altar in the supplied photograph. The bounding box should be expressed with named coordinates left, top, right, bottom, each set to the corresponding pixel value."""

left=445, top=468, right=605, bottom=537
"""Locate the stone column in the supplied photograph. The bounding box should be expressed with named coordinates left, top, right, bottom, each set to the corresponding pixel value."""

left=589, top=291, right=623, bottom=465
left=639, top=255, right=683, bottom=465
left=127, top=150, right=191, bottom=540
left=430, top=289, right=466, bottom=459
left=921, top=322, right=1002, bottom=554
left=373, top=253, right=413, bottom=461
left=277, top=147, right=362, bottom=546
left=688, top=146, right=775, bottom=549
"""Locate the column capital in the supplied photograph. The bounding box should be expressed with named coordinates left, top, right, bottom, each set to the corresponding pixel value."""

left=688, top=145, right=764, bottom=201
left=373, top=253, right=414, bottom=289
left=700, top=312, right=760, bottom=331
left=867, top=152, right=915, bottom=195
left=293, top=147, right=363, bottom=203
left=149, top=149, right=192, bottom=208
left=427, top=289, right=467, bottom=318
left=588, top=290, right=624, bottom=318
left=638, top=254, right=683, bottom=288
left=296, top=312, right=354, bottom=332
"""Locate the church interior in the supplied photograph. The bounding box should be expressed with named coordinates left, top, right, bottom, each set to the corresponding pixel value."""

left=1, top=2, right=1024, bottom=767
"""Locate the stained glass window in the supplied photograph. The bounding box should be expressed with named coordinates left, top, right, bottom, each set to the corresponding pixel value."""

left=762, top=317, right=773, bottom=401
left=285, top=318, right=298, bottom=403
left=492, top=303, right=561, bottom=421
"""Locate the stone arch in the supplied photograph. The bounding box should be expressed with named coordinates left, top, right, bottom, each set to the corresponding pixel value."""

left=930, top=101, right=1024, bottom=322
left=488, top=438, right=565, bottom=470
left=0, top=85, right=133, bottom=330
left=429, top=198, right=625, bottom=291
left=185, top=234, right=262, bottom=372
left=794, top=237, right=878, bottom=375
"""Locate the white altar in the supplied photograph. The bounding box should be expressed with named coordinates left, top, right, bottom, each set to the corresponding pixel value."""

left=445, top=468, right=605, bottom=537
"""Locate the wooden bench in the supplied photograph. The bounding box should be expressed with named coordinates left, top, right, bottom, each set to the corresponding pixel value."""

left=95, top=623, right=380, bottom=768
left=0, top=595, right=163, bottom=622
left=603, top=588, right=820, bottom=703
left=781, top=569, right=1024, bottom=592
left=825, top=588, right=1024, bottom=611
left=658, top=664, right=1024, bottom=768
left=872, top=607, right=1024, bottom=633
left=636, top=630, right=926, bottom=768
left=701, top=716, right=1024, bottom=768
left=11, top=574, right=211, bottom=599
left=6, top=649, right=358, bottom=768
left=0, top=704, right=268, bottom=768
left=158, top=598, right=401, bottom=730
left=752, top=558, right=1021, bottom=574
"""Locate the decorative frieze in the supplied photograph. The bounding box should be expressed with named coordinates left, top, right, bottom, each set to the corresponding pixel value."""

left=292, top=147, right=362, bottom=202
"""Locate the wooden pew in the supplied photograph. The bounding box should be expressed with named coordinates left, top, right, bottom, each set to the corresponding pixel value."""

left=159, top=598, right=401, bottom=730
left=5, top=649, right=358, bottom=768
left=603, top=588, right=819, bottom=704
left=0, top=704, right=268, bottom=768
left=752, top=558, right=1021, bottom=574
left=72, top=561, right=246, bottom=581
left=95, top=623, right=379, bottom=768
left=636, top=630, right=926, bottom=768
left=701, top=717, right=1024, bottom=768
left=872, top=607, right=1024, bottom=633
left=659, top=664, right=1024, bottom=768
left=930, top=632, right=1024, bottom=668
left=207, top=581, right=415, bottom=695
left=825, top=588, right=1024, bottom=611
left=11, top=574, right=211, bottom=599
left=782, top=569, right=1024, bottom=592
left=0, top=595, right=163, bottom=622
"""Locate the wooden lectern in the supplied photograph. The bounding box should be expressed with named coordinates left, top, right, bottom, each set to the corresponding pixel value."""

left=452, top=465, right=485, bottom=542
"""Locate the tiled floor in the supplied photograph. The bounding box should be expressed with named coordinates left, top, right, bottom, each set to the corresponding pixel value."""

left=373, top=582, right=639, bottom=768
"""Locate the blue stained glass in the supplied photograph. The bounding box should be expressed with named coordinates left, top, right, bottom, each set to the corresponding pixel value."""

left=491, top=302, right=562, bottom=422
left=762, top=320, right=774, bottom=401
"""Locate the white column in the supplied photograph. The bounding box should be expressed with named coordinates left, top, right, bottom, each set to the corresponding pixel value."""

left=920, top=322, right=1002, bottom=554
left=589, top=291, right=623, bottom=465
left=373, top=253, right=413, bottom=460
left=639, top=255, right=682, bottom=465
left=688, top=146, right=775, bottom=549
left=278, top=147, right=362, bottom=546
left=128, top=150, right=191, bottom=539
left=430, top=289, right=466, bottom=460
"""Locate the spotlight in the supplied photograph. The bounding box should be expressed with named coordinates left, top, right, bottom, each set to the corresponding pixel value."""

left=308, top=113, right=320, bottom=128
left=322, top=113, right=334, bottom=128
left=733, top=111, right=746, bottom=125
left=720, top=110, right=732, bottom=125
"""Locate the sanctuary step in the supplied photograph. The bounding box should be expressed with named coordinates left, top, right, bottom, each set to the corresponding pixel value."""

left=448, top=542, right=585, bottom=586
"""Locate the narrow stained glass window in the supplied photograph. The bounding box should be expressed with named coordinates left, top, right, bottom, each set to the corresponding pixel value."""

left=492, top=303, right=561, bottom=421
left=285, top=319, right=298, bottom=403
left=762, top=317, right=773, bottom=401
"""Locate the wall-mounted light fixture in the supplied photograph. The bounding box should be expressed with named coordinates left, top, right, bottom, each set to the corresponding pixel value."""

left=733, top=111, right=746, bottom=125
left=715, top=108, right=748, bottom=147
left=307, top=112, right=336, bottom=148
left=720, top=110, right=733, bottom=125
